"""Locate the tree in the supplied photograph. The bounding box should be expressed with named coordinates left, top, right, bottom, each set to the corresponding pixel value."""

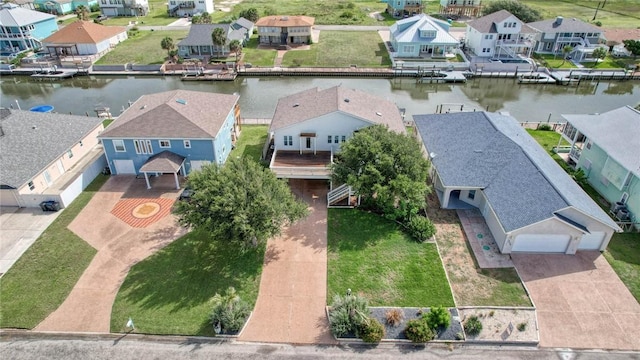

left=211, top=27, right=227, bottom=56
left=160, top=36, right=175, bottom=59
left=192, top=11, right=211, bottom=24
left=331, top=125, right=431, bottom=222
left=229, top=39, right=242, bottom=68
left=75, top=5, right=90, bottom=21
left=591, top=47, right=608, bottom=67
left=623, top=39, right=640, bottom=58
left=482, top=0, right=542, bottom=23
left=560, top=45, right=573, bottom=66
left=173, top=157, right=308, bottom=249
left=238, top=8, right=259, bottom=23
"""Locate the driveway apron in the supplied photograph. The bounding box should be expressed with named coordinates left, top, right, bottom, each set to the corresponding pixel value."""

left=239, top=179, right=336, bottom=345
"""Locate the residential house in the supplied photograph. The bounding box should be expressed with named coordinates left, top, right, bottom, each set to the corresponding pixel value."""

left=382, top=0, right=424, bottom=18
left=439, top=0, right=482, bottom=17
left=33, top=0, right=98, bottom=15
left=255, top=15, right=314, bottom=46
left=0, top=108, right=106, bottom=208
left=99, top=0, right=148, bottom=17
left=604, top=28, right=640, bottom=57
left=177, top=18, right=254, bottom=59
left=528, top=16, right=606, bottom=62
left=465, top=9, right=535, bottom=59
left=266, top=86, right=405, bottom=180
left=414, top=111, right=620, bottom=254
left=167, top=0, right=213, bottom=18
left=561, top=106, right=640, bottom=231
left=389, top=13, right=459, bottom=58
left=98, top=90, right=241, bottom=188
left=11, top=0, right=36, bottom=11
left=42, top=20, right=127, bottom=56
left=0, top=3, right=57, bottom=53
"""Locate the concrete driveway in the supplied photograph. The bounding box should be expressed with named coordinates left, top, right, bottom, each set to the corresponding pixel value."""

left=513, top=252, right=640, bottom=350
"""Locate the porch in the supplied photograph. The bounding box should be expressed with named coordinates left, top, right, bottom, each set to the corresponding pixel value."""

left=269, top=150, right=332, bottom=179
left=435, top=188, right=476, bottom=210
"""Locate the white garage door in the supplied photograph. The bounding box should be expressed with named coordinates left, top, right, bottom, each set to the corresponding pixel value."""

left=190, top=160, right=211, bottom=172
left=113, top=160, right=136, bottom=174
left=0, top=189, right=19, bottom=207
left=512, top=234, right=570, bottom=253
left=578, top=231, right=605, bottom=250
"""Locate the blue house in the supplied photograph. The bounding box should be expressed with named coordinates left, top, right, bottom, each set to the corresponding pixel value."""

left=0, top=3, right=57, bottom=53
left=389, top=14, right=459, bottom=58
left=33, top=0, right=97, bottom=15
left=98, top=90, right=241, bottom=189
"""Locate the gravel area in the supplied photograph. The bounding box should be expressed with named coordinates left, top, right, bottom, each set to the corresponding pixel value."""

left=458, top=308, right=538, bottom=343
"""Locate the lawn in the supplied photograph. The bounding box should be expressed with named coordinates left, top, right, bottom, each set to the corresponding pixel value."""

left=282, top=31, right=391, bottom=68
left=101, top=0, right=175, bottom=26
left=533, top=53, right=576, bottom=69
left=242, top=36, right=277, bottom=67
left=525, top=128, right=569, bottom=153
left=603, top=233, right=640, bottom=303
left=96, top=30, right=189, bottom=65
left=581, top=56, right=637, bottom=69
left=0, top=175, right=108, bottom=329
left=110, top=229, right=265, bottom=335
left=230, top=125, right=268, bottom=163
left=327, top=209, right=455, bottom=307
left=519, top=0, right=640, bottom=29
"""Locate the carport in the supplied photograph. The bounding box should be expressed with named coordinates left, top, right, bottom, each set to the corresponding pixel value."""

left=139, top=151, right=185, bottom=190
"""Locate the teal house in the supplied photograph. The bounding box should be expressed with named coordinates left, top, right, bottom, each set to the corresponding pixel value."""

left=0, top=3, right=57, bottom=53
left=562, top=106, right=640, bottom=231
left=33, top=0, right=98, bottom=15
left=382, top=0, right=424, bottom=18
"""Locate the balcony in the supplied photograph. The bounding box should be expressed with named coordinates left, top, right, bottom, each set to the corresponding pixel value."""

left=496, top=38, right=532, bottom=47
left=269, top=149, right=332, bottom=179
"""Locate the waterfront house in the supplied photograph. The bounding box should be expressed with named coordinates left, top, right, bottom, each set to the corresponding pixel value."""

left=528, top=16, right=607, bottom=62
left=11, top=0, right=36, bottom=11
left=41, top=20, right=127, bottom=57
left=167, top=0, right=213, bottom=18
left=99, top=0, right=148, bottom=17
left=33, top=0, right=98, bottom=15
left=561, top=106, right=640, bottom=231
left=98, top=90, right=240, bottom=188
left=255, top=15, right=314, bottom=46
left=389, top=13, right=459, bottom=58
left=0, top=108, right=106, bottom=208
left=177, top=18, right=254, bottom=59
left=381, top=0, right=424, bottom=18
left=465, top=9, right=536, bottom=59
left=414, top=111, right=620, bottom=254
left=0, top=3, right=57, bottom=53
left=439, top=0, right=482, bottom=18
left=266, top=86, right=405, bottom=180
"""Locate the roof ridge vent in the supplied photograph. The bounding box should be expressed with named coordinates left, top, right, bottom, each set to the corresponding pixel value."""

left=344, top=98, right=350, bottom=102
left=375, top=112, right=382, bottom=116
left=293, top=103, right=299, bottom=107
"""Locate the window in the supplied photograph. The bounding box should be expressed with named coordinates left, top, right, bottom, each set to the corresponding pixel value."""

left=328, top=135, right=332, bottom=144
left=468, top=190, right=476, bottom=200
left=284, top=135, right=293, bottom=146
left=484, top=34, right=493, bottom=40
left=503, top=23, right=507, bottom=28
left=67, top=149, right=73, bottom=158
left=134, top=139, right=153, bottom=154
left=43, top=170, right=52, bottom=185
left=113, top=139, right=125, bottom=152
left=585, top=140, right=591, bottom=150
left=402, top=45, right=415, bottom=54
left=79, top=140, right=83, bottom=147
left=341, top=136, right=346, bottom=143
left=28, top=181, right=35, bottom=191
left=183, top=140, right=191, bottom=148
left=159, top=140, right=171, bottom=148
left=334, top=135, right=339, bottom=144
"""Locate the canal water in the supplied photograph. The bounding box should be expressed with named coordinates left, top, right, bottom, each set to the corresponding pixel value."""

left=1, top=75, right=638, bottom=122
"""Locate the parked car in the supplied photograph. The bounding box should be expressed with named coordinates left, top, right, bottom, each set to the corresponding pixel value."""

left=179, top=187, right=193, bottom=201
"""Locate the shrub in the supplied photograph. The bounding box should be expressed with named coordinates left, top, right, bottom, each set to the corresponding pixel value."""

left=407, top=215, right=436, bottom=242
left=385, top=308, right=404, bottom=327
left=517, top=322, right=527, bottom=331
left=328, top=293, right=369, bottom=337
left=210, top=287, right=251, bottom=334
left=488, top=310, right=495, bottom=317
left=340, top=11, right=354, bottom=18
left=404, top=318, right=435, bottom=343
left=426, top=306, right=451, bottom=330
left=537, top=123, right=552, bottom=131
left=455, top=332, right=464, bottom=340
left=359, top=317, right=385, bottom=343
left=464, top=315, right=483, bottom=336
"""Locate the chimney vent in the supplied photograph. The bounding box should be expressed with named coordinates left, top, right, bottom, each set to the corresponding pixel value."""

left=555, top=16, right=563, bottom=25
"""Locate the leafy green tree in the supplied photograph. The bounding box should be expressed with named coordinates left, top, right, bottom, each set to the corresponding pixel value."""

left=560, top=45, right=573, bottom=66
left=211, top=27, right=227, bottom=55
left=591, top=47, right=608, bottom=67
left=482, top=0, right=542, bottom=23
left=173, top=157, right=308, bottom=249
left=200, top=11, right=212, bottom=23
left=75, top=5, right=89, bottom=21
left=331, top=125, right=431, bottom=222
left=623, top=39, right=640, bottom=58
left=238, top=8, right=259, bottom=23
left=160, top=36, right=175, bottom=59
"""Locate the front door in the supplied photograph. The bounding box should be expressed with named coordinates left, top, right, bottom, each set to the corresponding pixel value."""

left=306, top=137, right=312, bottom=149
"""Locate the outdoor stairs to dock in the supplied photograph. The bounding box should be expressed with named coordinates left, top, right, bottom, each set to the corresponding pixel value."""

left=327, top=184, right=355, bottom=208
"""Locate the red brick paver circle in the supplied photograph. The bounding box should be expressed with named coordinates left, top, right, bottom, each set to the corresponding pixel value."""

left=111, top=198, right=175, bottom=228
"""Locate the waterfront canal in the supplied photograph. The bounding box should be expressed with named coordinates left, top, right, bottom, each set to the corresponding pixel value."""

left=1, top=76, right=638, bottom=122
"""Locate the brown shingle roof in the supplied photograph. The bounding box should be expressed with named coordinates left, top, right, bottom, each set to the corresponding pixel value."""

left=43, top=20, right=126, bottom=44
left=99, top=90, right=239, bottom=139
left=140, top=151, right=185, bottom=173
left=604, top=28, right=640, bottom=44
left=269, top=86, right=405, bottom=134
left=255, top=15, right=314, bottom=28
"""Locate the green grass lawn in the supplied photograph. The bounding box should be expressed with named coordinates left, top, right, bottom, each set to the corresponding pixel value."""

left=519, top=0, right=640, bottom=29
left=581, top=56, right=637, bottom=69
left=0, top=175, right=108, bottom=329
left=96, top=30, right=188, bottom=65
left=603, top=233, right=640, bottom=303
left=282, top=31, right=391, bottom=68
left=533, top=53, right=577, bottom=69
left=526, top=128, right=570, bottom=153
left=101, top=1, right=175, bottom=26
left=327, top=209, right=455, bottom=307
left=110, top=229, right=265, bottom=335
left=230, top=125, right=268, bottom=163
left=242, top=36, right=277, bottom=67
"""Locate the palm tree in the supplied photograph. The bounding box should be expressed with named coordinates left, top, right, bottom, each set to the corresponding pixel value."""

left=211, top=27, right=227, bottom=57
left=75, top=5, right=89, bottom=21
left=591, top=47, right=607, bottom=68
left=160, top=36, right=175, bottom=60
left=229, top=40, right=242, bottom=70
left=560, top=45, right=573, bottom=66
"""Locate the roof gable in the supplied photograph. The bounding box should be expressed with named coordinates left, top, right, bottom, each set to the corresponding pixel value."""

left=43, top=21, right=126, bottom=44
left=528, top=17, right=603, bottom=34
left=177, top=24, right=230, bottom=46
left=390, top=14, right=458, bottom=44
left=0, top=4, right=55, bottom=27
left=467, top=10, right=519, bottom=33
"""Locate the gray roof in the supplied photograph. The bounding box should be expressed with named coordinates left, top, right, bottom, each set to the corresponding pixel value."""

left=269, top=86, right=406, bottom=134
left=140, top=151, right=185, bottom=173
left=99, top=90, right=239, bottom=139
left=562, top=106, right=640, bottom=177
left=232, top=17, right=254, bottom=31
left=467, top=9, right=536, bottom=34
left=528, top=17, right=602, bottom=34
left=178, top=20, right=252, bottom=46
left=0, top=108, right=103, bottom=188
left=414, top=111, right=619, bottom=232
left=0, top=3, right=55, bottom=27
left=390, top=14, right=458, bottom=45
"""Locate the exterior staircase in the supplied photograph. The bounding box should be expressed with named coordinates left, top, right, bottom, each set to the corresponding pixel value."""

left=327, top=184, right=355, bottom=208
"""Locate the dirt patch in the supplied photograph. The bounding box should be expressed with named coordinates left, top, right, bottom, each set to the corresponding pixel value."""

left=217, top=0, right=243, bottom=12
left=459, top=308, right=538, bottom=343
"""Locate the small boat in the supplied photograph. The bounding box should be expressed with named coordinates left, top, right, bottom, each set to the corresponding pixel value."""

left=29, top=105, right=54, bottom=113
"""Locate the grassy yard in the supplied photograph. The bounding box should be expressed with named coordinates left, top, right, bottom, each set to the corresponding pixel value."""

left=581, top=56, right=638, bottom=69
left=96, top=30, right=188, bottom=65
left=230, top=125, right=268, bottom=163
left=282, top=31, right=391, bottom=68
left=327, top=209, right=455, bottom=307
left=242, top=36, right=277, bottom=67
left=603, top=233, right=640, bottom=303
left=533, top=53, right=577, bottom=69
left=101, top=0, right=175, bottom=26
left=0, top=175, right=108, bottom=329
left=519, top=0, right=640, bottom=29
left=525, top=128, right=569, bottom=153
left=110, top=229, right=265, bottom=335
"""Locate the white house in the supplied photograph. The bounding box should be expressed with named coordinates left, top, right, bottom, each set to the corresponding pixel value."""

left=41, top=20, right=127, bottom=56
left=389, top=14, right=459, bottom=58
left=465, top=9, right=536, bottom=59
left=414, top=111, right=621, bottom=254
left=99, top=0, right=149, bottom=17
left=167, top=0, right=213, bottom=18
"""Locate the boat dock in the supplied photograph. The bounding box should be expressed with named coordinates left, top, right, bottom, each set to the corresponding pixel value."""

left=181, top=72, right=237, bottom=81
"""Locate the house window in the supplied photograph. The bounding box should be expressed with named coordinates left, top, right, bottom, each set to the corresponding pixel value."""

left=503, top=23, right=507, bottom=28
left=484, top=34, right=493, bottom=40
left=402, top=45, right=415, bottom=54
left=468, top=190, right=476, bottom=200
left=79, top=140, right=83, bottom=147
left=134, top=139, right=153, bottom=154
left=284, top=135, right=293, bottom=146
left=341, top=136, right=346, bottom=143
left=28, top=181, right=35, bottom=191
left=159, top=140, right=171, bottom=148
left=43, top=170, right=52, bottom=185
left=113, top=139, right=125, bottom=152
left=328, top=135, right=332, bottom=144
left=334, top=136, right=339, bottom=144
left=585, top=140, right=591, bottom=150
left=183, top=140, right=191, bottom=148
left=67, top=149, right=73, bottom=158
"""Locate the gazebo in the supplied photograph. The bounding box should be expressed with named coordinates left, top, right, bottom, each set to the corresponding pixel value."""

left=139, top=151, right=186, bottom=189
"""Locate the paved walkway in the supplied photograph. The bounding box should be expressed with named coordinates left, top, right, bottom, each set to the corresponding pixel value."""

left=457, top=209, right=513, bottom=268
left=239, top=179, right=336, bottom=345
left=35, top=176, right=185, bottom=333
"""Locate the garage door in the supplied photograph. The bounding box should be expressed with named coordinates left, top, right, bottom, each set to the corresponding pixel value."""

left=113, top=160, right=136, bottom=174
left=0, top=189, right=19, bottom=207
left=512, top=234, right=570, bottom=253
left=190, top=160, right=211, bottom=172
left=578, top=231, right=605, bottom=250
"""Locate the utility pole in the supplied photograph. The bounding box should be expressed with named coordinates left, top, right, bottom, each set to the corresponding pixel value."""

left=592, top=2, right=602, bottom=21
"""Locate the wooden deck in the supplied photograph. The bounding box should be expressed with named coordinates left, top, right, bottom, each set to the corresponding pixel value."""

left=270, top=150, right=332, bottom=179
